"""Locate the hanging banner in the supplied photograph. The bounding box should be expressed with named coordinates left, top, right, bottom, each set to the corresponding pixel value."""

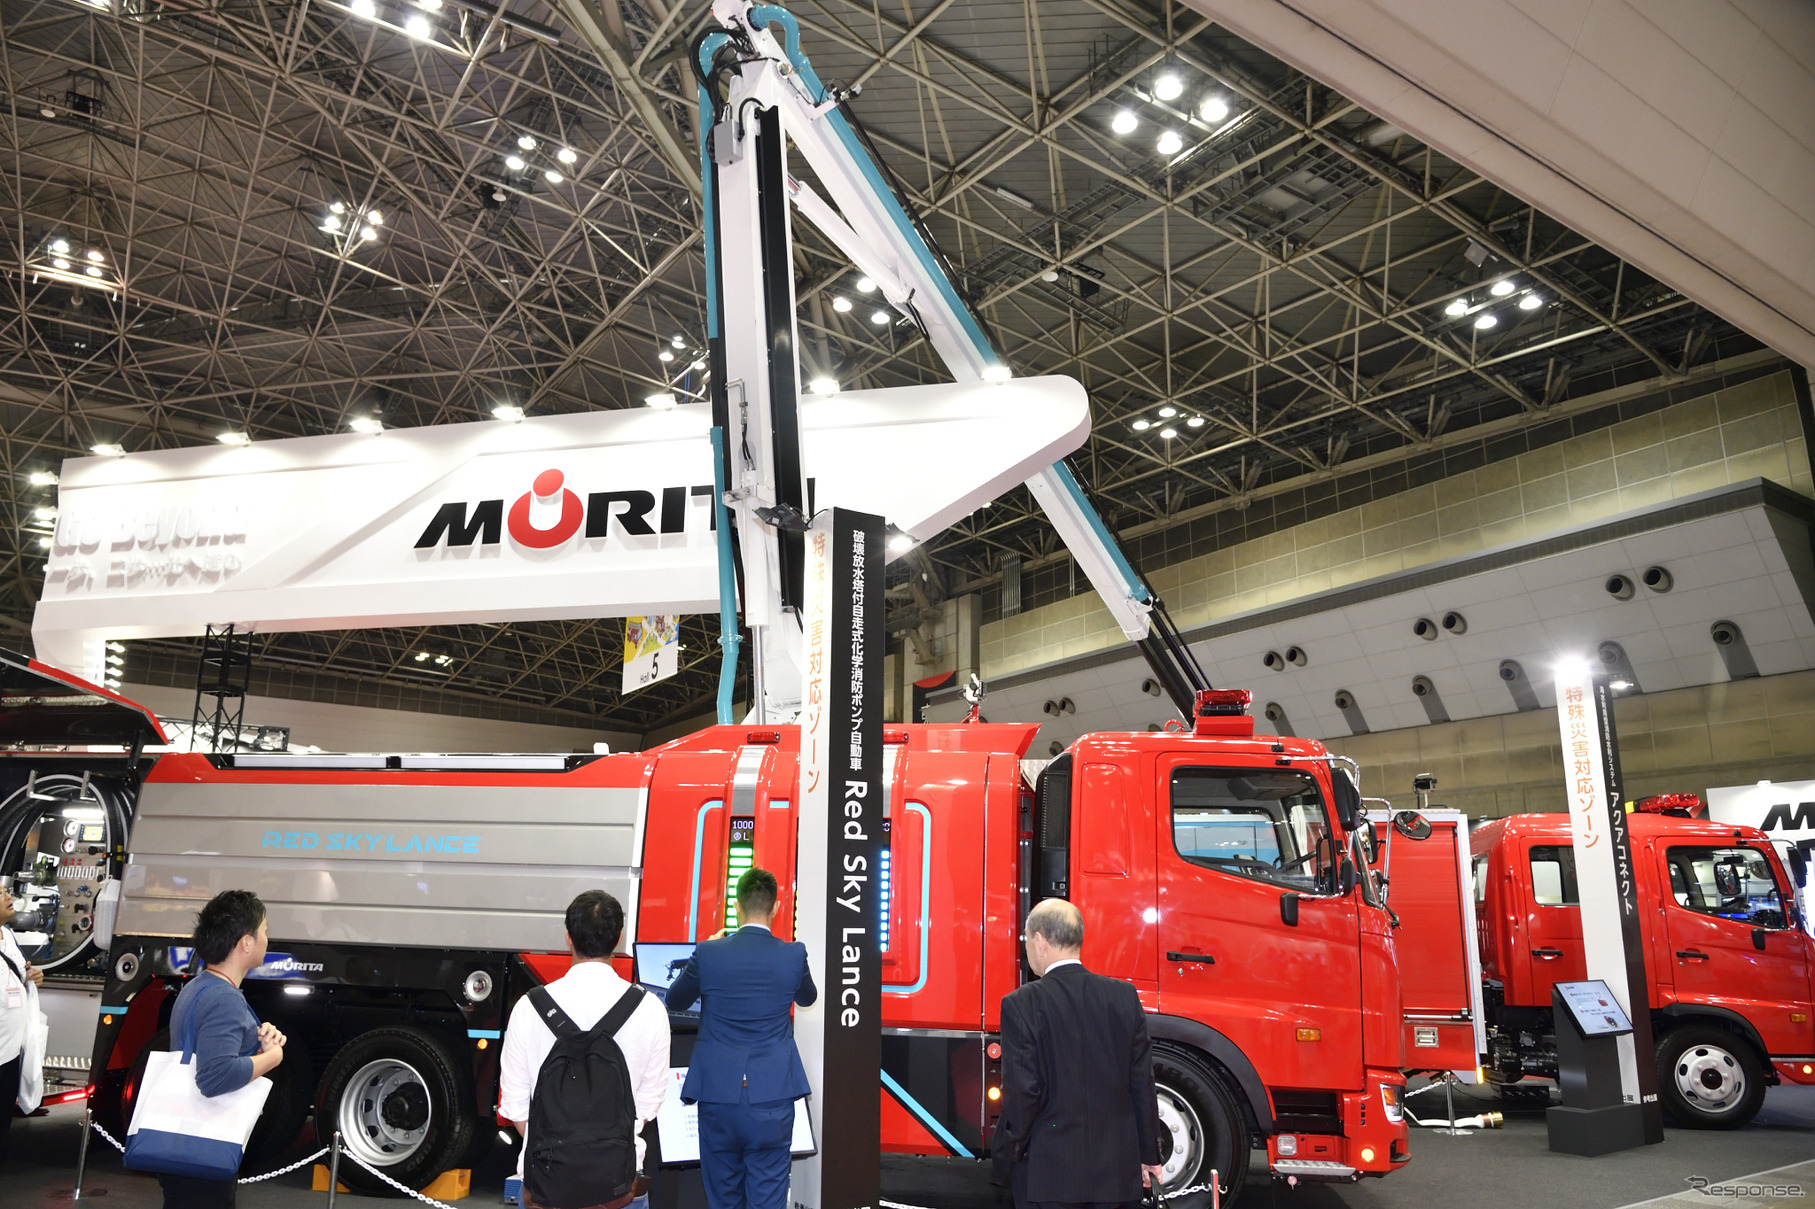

left=622, top=615, right=681, bottom=694
left=794, top=508, right=884, bottom=1209
left=1554, top=667, right=1663, bottom=1141
left=31, top=376, right=1089, bottom=674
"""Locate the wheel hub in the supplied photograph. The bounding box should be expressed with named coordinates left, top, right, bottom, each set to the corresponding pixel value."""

left=1155, top=1085, right=1205, bottom=1190
left=1675, top=1044, right=1744, bottom=1112
left=339, top=1057, right=433, bottom=1167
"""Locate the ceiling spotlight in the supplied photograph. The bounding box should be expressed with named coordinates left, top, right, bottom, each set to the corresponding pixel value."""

left=831, top=296, right=852, bottom=313
left=1199, top=95, right=1229, bottom=123
left=1474, top=313, right=1498, bottom=330
left=1159, top=427, right=1178, bottom=439
left=37, top=536, right=52, bottom=549
left=321, top=216, right=342, bottom=232
left=517, top=134, right=537, bottom=150
left=1156, top=131, right=1183, bottom=156
left=870, top=310, right=890, bottom=325
left=657, top=349, right=674, bottom=362
left=52, top=258, right=70, bottom=269
left=351, top=0, right=375, bottom=16
left=543, top=169, right=564, bottom=184
left=1111, top=109, right=1138, bottom=135
left=1490, top=279, right=1516, bottom=296
left=1444, top=298, right=1468, bottom=317
left=106, top=641, right=125, bottom=652
left=85, top=249, right=104, bottom=263
left=415, top=651, right=430, bottom=662
left=808, top=378, right=839, bottom=397
left=1519, top=292, right=1544, bottom=311
left=33, top=507, right=55, bottom=521
left=981, top=365, right=1013, bottom=383
left=557, top=147, right=578, bottom=165
left=367, top=210, right=383, bottom=226
left=329, top=202, right=346, bottom=215
left=404, top=12, right=431, bottom=37
left=84, top=266, right=103, bottom=278
left=1154, top=73, right=1184, bottom=101
left=670, top=333, right=685, bottom=347
left=106, top=654, right=123, bottom=667
left=217, top=431, right=251, bottom=446
left=40, top=104, right=56, bottom=118
left=360, top=225, right=377, bottom=241
left=492, top=403, right=525, bottom=422
left=1157, top=405, right=1177, bottom=418
left=887, top=533, right=916, bottom=554
left=855, top=276, right=875, bottom=293
left=49, top=239, right=70, bottom=255
left=1131, top=419, right=1151, bottom=431
left=90, top=443, right=125, bottom=457
left=505, top=155, right=527, bottom=173
left=1186, top=415, right=1205, bottom=428
left=27, top=471, right=57, bottom=486
left=690, top=359, right=705, bottom=370
left=644, top=392, right=678, bottom=410
left=1041, top=269, right=1059, bottom=282
left=348, top=416, right=384, bottom=434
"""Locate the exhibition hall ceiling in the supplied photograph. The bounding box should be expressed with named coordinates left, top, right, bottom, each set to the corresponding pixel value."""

left=0, top=0, right=1762, bottom=732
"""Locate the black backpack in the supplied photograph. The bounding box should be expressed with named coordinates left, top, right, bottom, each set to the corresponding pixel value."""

left=524, top=984, right=646, bottom=1209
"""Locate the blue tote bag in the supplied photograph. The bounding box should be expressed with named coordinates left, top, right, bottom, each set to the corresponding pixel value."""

left=123, top=1008, right=272, bottom=1180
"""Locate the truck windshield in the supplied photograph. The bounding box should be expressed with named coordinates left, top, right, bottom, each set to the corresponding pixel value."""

left=1170, top=767, right=1335, bottom=892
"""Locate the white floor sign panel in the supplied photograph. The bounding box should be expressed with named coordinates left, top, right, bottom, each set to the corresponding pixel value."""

left=31, top=377, right=1088, bottom=672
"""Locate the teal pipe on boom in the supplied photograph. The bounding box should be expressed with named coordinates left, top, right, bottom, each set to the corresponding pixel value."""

left=709, top=427, right=740, bottom=724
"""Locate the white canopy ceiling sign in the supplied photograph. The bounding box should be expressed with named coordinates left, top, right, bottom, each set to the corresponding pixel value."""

left=31, top=376, right=1090, bottom=676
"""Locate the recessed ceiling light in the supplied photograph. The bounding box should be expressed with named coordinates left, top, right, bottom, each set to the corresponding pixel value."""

left=831, top=296, right=852, bottom=313
left=870, top=310, right=889, bottom=325
left=90, top=443, right=125, bottom=457
left=360, top=226, right=377, bottom=241
left=367, top=210, right=383, bottom=226
left=349, top=416, right=384, bottom=434
left=644, top=392, right=678, bottom=410
left=808, top=378, right=839, bottom=396
left=1159, top=427, right=1178, bottom=439
left=52, top=257, right=70, bottom=269
left=557, top=147, right=577, bottom=165
left=1154, top=73, right=1183, bottom=101
left=217, top=431, right=251, bottom=446
left=657, top=349, right=674, bottom=362
left=517, top=134, right=537, bottom=150
left=85, top=249, right=104, bottom=263
left=543, top=169, right=564, bottom=184
left=1199, top=95, right=1229, bottom=123
left=856, top=276, right=875, bottom=293
left=1157, top=131, right=1183, bottom=155
left=1519, top=293, right=1544, bottom=311
left=1157, top=405, right=1177, bottom=418
left=404, top=12, right=431, bottom=37
left=1474, top=313, right=1498, bottom=330
left=492, top=403, right=525, bottom=422
left=505, top=155, right=525, bottom=172
left=1490, top=279, right=1515, bottom=296
left=1187, top=415, right=1205, bottom=428
left=1444, top=298, right=1468, bottom=317
left=1111, top=110, right=1137, bottom=135
left=1132, top=419, right=1151, bottom=431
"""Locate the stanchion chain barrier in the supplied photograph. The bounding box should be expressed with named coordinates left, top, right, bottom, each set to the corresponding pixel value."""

left=80, top=1117, right=327, bottom=1185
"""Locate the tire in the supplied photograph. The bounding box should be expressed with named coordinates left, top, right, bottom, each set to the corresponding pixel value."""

left=1656, top=1025, right=1766, bottom=1129
left=117, top=1028, right=168, bottom=1137
left=1151, top=1047, right=1252, bottom=1207
left=316, top=1028, right=478, bottom=1196
left=244, top=1038, right=313, bottom=1169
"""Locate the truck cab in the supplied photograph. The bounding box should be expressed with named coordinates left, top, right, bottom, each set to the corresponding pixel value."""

left=1472, top=806, right=1815, bottom=1127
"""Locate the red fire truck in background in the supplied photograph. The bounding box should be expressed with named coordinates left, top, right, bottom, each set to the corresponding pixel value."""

left=2, top=656, right=1416, bottom=1201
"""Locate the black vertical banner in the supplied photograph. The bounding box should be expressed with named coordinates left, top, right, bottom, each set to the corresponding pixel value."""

left=822, top=507, right=884, bottom=1208
left=1593, top=677, right=1664, bottom=1143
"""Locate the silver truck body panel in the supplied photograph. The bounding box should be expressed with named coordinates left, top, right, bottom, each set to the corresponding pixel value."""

left=118, top=780, right=645, bottom=952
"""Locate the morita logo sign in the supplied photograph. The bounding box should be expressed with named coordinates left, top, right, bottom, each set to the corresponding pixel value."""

left=415, top=468, right=717, bottom=551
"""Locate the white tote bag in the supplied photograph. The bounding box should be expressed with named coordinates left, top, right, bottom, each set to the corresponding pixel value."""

left=15, top=976, right=46, bottom=1114
left=124, top=1024, right=272, bottom=1180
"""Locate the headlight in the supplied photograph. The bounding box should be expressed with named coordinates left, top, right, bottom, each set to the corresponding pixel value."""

left=1380, top=1082, right=1403, bottom=1125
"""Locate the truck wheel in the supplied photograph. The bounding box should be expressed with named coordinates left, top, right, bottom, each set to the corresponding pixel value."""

left=1656, top=1025, right=1766, bottom=1129
left=317, top=1028, right=477, bottom=1195
left=1152, top=1048, right=1251, bottom=1206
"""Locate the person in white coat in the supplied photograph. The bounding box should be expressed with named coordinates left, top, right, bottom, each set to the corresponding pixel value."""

left=0, top=882, right=46, bottom=1168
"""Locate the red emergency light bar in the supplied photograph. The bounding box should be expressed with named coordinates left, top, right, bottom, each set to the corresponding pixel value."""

left=1194, top=689, right=1253, bottom=716
left=1633, top=792, right=1703, bottom=816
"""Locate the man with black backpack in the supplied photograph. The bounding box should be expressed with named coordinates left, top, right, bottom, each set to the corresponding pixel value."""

left=501, top=890, right=671, bottom=1209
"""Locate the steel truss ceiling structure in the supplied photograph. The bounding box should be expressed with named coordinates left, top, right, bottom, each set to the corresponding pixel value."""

left=0, top=0, right=1758, bottom=734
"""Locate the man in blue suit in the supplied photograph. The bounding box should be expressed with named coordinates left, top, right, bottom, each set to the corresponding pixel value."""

left=664, top=867, right=817, bottom=1209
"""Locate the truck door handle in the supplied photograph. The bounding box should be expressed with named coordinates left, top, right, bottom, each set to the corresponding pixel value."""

left=1676, top=949, right=1710, bottom=961
left=1166, top=951, right=1216, bottom=965
left=1531, top=947, right=1563, bottom=958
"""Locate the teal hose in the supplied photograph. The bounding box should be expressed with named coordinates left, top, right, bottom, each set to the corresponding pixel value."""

left=709, top=428, right=741, bottom=724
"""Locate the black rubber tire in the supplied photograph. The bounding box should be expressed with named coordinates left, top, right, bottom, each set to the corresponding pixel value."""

left=1151, top=1046, right=1252, bottom=1208
left=316, top=1028, right=477, bottom=1196
left=244, top=1037, right=313, bottom=1169
left=1656, top=1024, right=1767, bottom=1129
left=117, top=1028, right=168, bottom=1138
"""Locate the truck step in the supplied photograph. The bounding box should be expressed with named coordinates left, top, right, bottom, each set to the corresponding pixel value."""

left=1272, top=1159, right=1358, bottom=1182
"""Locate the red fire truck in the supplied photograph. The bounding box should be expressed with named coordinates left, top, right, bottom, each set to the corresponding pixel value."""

left=62, top=684, right=1413, bottom=1200
left=1469, top=798, right=1815, bottom=1127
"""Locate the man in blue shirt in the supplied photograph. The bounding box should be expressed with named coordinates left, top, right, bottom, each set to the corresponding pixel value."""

left=157, top=890, right=287, bottom=1208
left=664, top=868, right=816, bottom=1209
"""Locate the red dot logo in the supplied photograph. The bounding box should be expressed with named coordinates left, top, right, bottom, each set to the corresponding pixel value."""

left=507, top=468, right=583, bottom=549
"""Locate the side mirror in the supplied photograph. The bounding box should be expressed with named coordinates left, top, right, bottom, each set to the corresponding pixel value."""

left=1393, top=810, right=1433, bottom=841
left=1337, top=856, right=1358, bottom=895
left=1332, top=771, right=1361, bottom=832
left=1791, top=847, right=1809, bottom=890
left=1355, top=821, right=1379, bottom=865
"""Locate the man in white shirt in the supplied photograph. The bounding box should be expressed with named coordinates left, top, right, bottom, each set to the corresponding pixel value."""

left=501, top=890, right=670, bottom=1209
left=1, top=882, right=46, bottom=1168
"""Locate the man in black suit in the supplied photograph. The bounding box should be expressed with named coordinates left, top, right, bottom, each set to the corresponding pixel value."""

left=994, top=899, right=1163, bottom=1209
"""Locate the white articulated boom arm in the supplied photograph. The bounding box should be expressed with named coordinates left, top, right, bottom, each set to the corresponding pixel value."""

left=698, top=1, right=1211, bottom=719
